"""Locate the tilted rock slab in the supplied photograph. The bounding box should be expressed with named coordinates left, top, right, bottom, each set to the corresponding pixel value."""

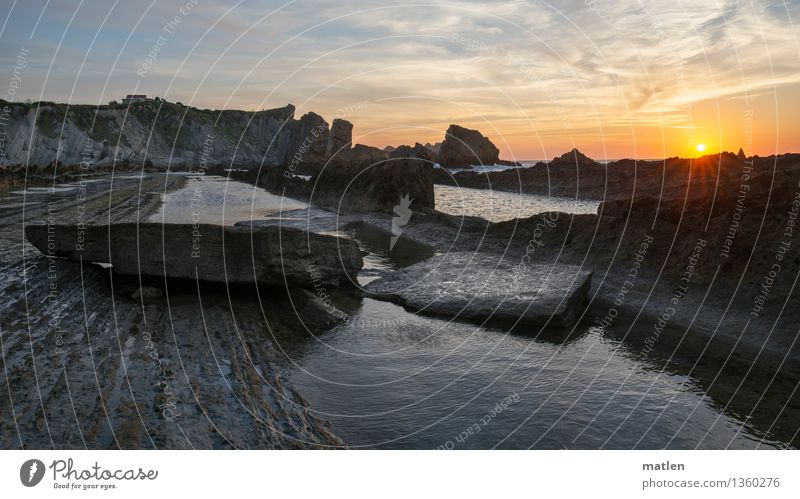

left=366, top=252, right=592, bottom=327
left=25, top=223, right=362, bottom=288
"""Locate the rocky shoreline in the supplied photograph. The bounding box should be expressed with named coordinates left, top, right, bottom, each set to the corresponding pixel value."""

left=2, top=98, right=799, bottom=449
left=0, top=173, right=347, bottom=449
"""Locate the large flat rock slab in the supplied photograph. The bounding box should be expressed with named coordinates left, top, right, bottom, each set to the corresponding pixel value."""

left=25, top=223, right=362, bottom=288
left=365, top=252, right=592, bottom=327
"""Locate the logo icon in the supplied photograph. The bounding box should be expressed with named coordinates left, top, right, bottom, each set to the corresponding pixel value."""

left=390, top=193, right=413, bottom=250
left=20, top=459, right=45, bottom=487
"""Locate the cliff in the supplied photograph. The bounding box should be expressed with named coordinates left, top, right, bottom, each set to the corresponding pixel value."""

left=0, top=99, right=348, bottom=172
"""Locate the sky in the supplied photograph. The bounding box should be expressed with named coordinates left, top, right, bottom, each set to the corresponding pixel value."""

left=1, top=0, right=799, bottom=160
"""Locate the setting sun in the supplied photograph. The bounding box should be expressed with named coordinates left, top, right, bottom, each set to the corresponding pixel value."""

left=696, top=143, right=707, bottom=153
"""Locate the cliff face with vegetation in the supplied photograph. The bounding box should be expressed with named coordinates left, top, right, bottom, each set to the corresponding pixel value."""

left=0, top=99, right=345, bottom=170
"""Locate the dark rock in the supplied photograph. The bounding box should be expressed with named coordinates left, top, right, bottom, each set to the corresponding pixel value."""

left=284, top=112, right=330, bottom=175
left=389, top=142, right=437, bottom=163
left=351, top=144, right=389, bottom=165
left=737, top=148, right=747, bottom=161
left=424, top=142, right=441, bottom=156
left=311, top=143, right=435, bottom=214
left=25, top=223, right=362, bottom=288
left=549, top=148, right=600, bottom=168
left=366, top=252, right=592, bottom=327
left=131, top=286, right=164, bottom=301
left=438, top=124, right=500, bottom=167
left=327, top=118, right=353, bottom=163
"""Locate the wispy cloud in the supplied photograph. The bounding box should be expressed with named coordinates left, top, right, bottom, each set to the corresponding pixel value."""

left=0, top=0, right=797, bottom=157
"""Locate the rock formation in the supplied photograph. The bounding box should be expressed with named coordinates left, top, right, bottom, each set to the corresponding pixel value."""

left=366, top=252, right=592, bottom=327
left=311, top=142, right=436, bottom=214
left=350, top=144, right=389, bottom=165
left=549, top=148, right=601, bottom=168
left=0, top=99, right=361, bottom=174
left=25, top=223, right=362, bottom=288
left=327, top=118, right=353, bottom=162
left=437, top=124, right=500, bottom=167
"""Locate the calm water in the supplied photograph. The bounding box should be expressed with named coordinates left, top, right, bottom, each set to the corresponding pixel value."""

left=435, top=185, right=598, bottom=223
left=288, top=300, right=788, bottom=449
left=149, top=174, right=307, bottom=225
left=283, top=190, right=796, bottom=449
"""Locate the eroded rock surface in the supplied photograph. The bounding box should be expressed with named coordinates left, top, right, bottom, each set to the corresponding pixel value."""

left=25, top=223, right=362, bottom=288
left=310, top=143, right=436, bottom=214
left=438, top=124, right=500, bottom=168
left=366, top=252, right=592, bottom=327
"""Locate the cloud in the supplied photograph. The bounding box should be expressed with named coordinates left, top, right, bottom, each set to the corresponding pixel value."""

left=1, top=0, right=798, bottom=156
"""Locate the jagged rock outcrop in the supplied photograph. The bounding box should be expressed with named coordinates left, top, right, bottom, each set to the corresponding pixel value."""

left=0, top=99, right=306, bottom=168
left=737, top=148, right=747, bottom=161
left=433, top=147, right=606, bottom=198
left=350, top=144, right=389, bottom=165
left=311, top=142, right=435, bottom=214
left=285, top=112, right=331, bottom=174
left=438, top=124, right=500, bottom=167
left=549, top=148, right=601, bottom=168
left=25, top=223, right=362, bottom=288
left=424, top=142, right=441, bottom=156
left=0, top=100, right=359, bottom=174
left=327, top=118, right=353, bottom=162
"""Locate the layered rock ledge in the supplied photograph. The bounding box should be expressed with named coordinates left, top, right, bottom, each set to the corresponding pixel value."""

left=25, top=222, right=362, bottom=288
left=366, top=252, right=592, bottom=327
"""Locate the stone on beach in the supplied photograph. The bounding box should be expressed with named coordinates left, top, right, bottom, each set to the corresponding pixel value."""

left=25, top=223, right=362, bottom=288
left=365, top=252, right=592, bottom=327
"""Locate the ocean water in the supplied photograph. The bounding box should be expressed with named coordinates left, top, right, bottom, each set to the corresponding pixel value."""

left=149, top=174, right=307, bottom=225
left=435, top=185, right=598, bottom=223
